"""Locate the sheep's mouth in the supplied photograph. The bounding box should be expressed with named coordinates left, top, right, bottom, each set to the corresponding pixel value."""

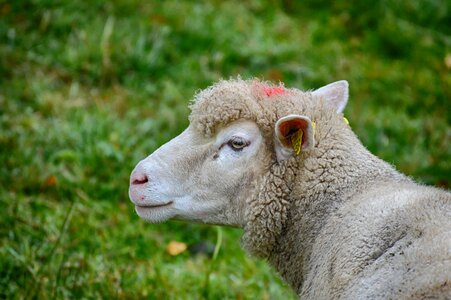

left=135, top=201, right=173, bottom=209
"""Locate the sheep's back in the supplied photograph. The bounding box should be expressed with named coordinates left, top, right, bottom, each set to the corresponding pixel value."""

left=303, top=182, right=451, bottom=299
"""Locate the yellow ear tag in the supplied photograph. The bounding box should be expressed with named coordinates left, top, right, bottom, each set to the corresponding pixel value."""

left=291, top=130, right=303, bottom=156
left=343, top=117, right=349, bottom=125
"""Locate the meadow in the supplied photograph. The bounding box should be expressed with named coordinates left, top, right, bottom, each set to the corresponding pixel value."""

left=0, top=0, right=449, bottom=299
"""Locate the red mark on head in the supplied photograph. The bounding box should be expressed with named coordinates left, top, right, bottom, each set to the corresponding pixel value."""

left=262, top=86, right=286, bottom=97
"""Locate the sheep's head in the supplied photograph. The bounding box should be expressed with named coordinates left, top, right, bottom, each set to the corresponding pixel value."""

left=129, top=79, right=349, bottom=234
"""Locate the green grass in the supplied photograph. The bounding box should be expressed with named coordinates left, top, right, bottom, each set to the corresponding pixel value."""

left=0, top=0, right=449, bottom=298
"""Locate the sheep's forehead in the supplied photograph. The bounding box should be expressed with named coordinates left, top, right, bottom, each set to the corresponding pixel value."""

left=189, top=79, right=312, bottom=137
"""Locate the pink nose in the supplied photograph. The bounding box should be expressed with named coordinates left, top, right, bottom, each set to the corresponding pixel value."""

left=131, top=171, right=148, bottom=185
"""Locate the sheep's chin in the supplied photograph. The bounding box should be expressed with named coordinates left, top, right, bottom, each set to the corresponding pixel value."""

left=134, top=205, right=175, bottom=223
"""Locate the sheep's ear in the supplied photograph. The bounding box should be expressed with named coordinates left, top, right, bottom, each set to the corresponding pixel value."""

left=275, top=114, right=315, bottom=162
left=312, top=80, right=349, bottom=113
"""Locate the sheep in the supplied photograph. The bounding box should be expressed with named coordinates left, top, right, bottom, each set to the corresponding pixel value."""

left=129, top=78, right=451, bottom=299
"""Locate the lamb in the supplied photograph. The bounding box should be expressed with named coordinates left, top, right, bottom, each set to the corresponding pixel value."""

left=129, top=78, right=451, bottom=299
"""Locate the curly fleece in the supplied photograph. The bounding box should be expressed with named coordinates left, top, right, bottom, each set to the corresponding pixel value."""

left=189, top=78, right=451, bottom=298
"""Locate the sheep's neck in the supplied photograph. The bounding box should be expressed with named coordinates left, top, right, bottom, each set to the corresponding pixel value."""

left=268, top=131, right=408, bottom=294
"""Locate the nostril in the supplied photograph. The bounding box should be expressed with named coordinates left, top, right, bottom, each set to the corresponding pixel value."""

left=132, top=174, right=148, bottom=185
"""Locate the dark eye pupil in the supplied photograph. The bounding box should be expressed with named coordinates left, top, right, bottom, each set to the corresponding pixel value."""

left=233, top=140, right=244, bottom=147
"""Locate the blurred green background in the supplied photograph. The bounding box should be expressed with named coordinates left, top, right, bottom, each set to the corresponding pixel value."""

left=0, top=0, right=449, bottom=299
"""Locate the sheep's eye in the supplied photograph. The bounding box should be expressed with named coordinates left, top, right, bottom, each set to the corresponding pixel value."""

left=227, top=137, right=249, bottom=151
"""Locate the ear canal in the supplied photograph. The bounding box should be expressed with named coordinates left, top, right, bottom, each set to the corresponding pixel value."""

left=312, top=80, right=349, bottom=113
left=275, top=115, right=315, bottom=161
